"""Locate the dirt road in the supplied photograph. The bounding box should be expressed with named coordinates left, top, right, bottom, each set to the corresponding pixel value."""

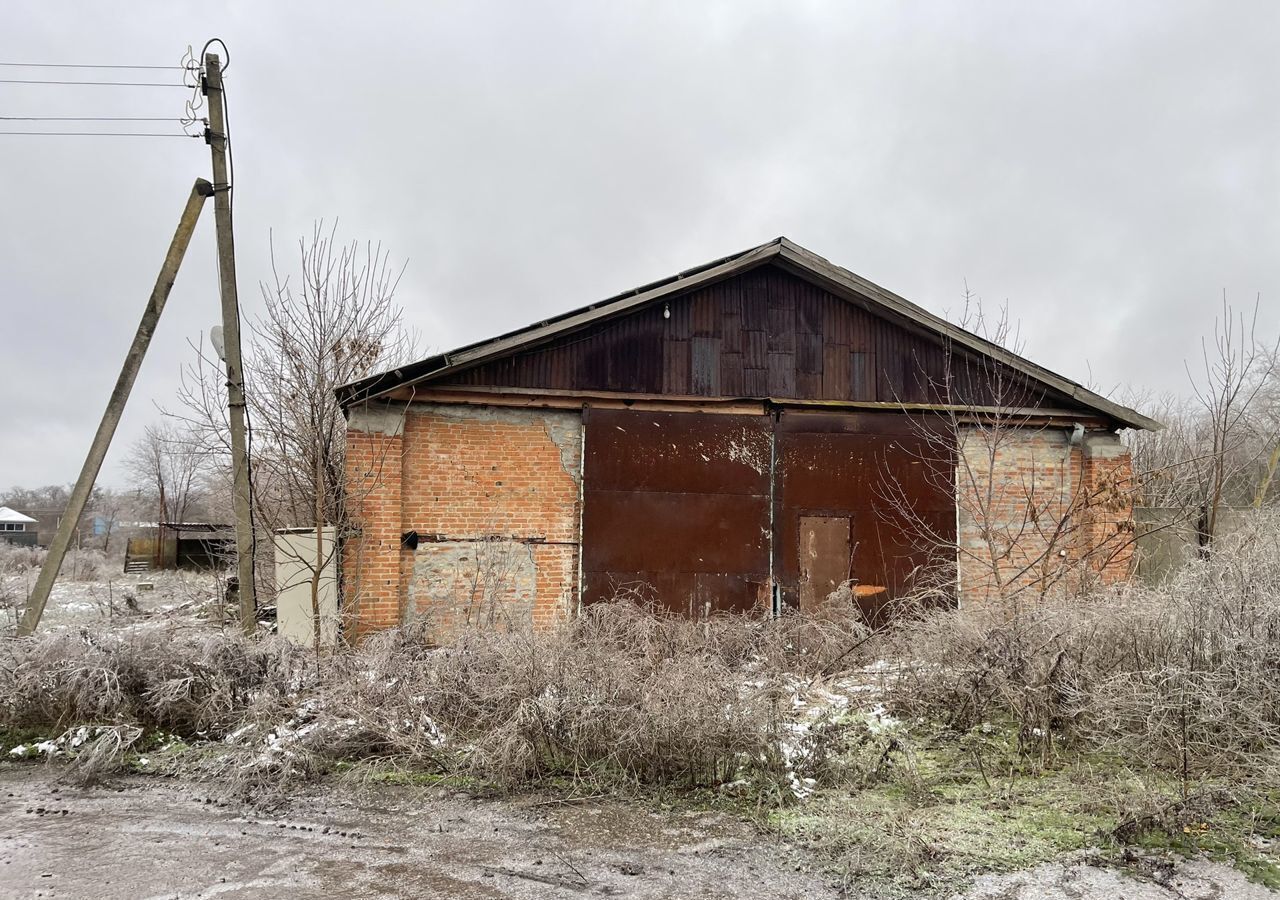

left=1, top=766, right=1273, bottom=899
left=0, top=766, right=836, bottom=899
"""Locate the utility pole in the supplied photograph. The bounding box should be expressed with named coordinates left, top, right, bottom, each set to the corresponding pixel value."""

left=18, top=180, right=213, bottom=637
left=203, top=52, right=258, bottom=633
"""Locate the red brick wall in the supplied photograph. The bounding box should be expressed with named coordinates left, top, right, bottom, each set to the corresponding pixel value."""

left=345, top=402, right=1136, bottom=637
left=343, top=402, right=581, bottom=641
left=956, top=425, right=1135, bottom=607
left=1079, top=434, right=1137, bottom=585
left=342, top=407, right=407, bottom=641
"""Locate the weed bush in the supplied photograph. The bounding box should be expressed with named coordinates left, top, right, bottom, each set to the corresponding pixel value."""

left=0, top=601, right=875, bottom=801
left=887, top=516, right=1280, bottom=784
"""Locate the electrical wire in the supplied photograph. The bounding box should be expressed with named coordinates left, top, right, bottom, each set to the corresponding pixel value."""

left=225, top=64, right=263, bottom=606
left=200, top=38, right=230, bottom=72
left=180, top=45, right=207, bottom=135
left=0, top=130, right=199, bottom=137
left=0, top=61, right=184, bottom=69
left=200, top=38, right=261, bottom=600
left=1, top=115, right=185, bottom=121
left=0, top=78, right=186, bottom=87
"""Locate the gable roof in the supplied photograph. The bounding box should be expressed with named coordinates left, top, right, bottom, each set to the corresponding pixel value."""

left=0, top=506, right=37, bottom=524
left=338, top=237, right=1159, bottom=431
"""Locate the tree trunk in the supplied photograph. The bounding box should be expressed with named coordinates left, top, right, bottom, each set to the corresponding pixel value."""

left=312, top=453, right=324, bottom=653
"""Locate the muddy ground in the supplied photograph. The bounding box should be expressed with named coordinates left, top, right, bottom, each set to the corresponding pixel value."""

left=1, top=766, right=1273, bottom=900
left=0, top=765, right=836, bottom=900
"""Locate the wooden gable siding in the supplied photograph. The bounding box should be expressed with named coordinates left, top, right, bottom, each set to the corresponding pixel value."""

left=435, top=264, right=1049, bottom=407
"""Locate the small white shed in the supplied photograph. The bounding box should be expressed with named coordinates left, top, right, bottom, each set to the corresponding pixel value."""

left=273, top=527, right=338, bottom=649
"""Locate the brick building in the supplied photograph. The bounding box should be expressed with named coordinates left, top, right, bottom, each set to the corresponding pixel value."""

left=338, top=238, right=1157, bottom=639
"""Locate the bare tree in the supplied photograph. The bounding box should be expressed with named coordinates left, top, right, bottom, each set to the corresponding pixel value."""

left=123, top=422, right=210, bottom=570
left=91, top=488, right=124, bottom=554
left=124, top=422, right=208, bottom=527
left=1248, top=344, right=1280, bottom=508
left=174, top=222, right=415, bottom=649
left=882, top=289, right=1142, bottom=612
left=1185, top=298, right=1274, bottom=552
left=1124, top=298, right=1277, bottom=557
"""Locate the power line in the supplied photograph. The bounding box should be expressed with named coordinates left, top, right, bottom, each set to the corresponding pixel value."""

left=1, top=115, right=186, bottom=121
left=0, top=62, right=184, bottom=70
left=0, top=78, right=186, bottom=87
left=0, top=130, right=200, bottom=138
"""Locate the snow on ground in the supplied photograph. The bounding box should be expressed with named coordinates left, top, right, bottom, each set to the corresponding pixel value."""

left=1, top=565, right=224, bottom=634
left=767, top=662, right=900, bottom=799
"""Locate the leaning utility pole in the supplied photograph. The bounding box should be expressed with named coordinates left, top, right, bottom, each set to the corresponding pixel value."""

left=203, top=51, right=258, bottom=633
left=18, top=180, right=213, bottom=637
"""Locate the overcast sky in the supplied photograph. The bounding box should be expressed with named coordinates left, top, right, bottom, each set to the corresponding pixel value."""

left=3, top=1, right=1278, bottom=489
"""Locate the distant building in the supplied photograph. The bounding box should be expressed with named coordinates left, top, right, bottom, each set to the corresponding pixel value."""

left=124, top=522, right=234, bottom=573
left=0, top=507, right=39, bottom=547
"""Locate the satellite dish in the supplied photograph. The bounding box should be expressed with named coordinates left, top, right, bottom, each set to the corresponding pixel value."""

left=210, top=325, right=226, bottom=362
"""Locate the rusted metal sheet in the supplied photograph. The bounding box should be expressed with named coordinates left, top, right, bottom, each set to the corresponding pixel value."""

left=582, top=571, right=767, bottom=617
left=691, top=336, right=722, bottom=395
left=583, top=410, right=771, bottom=494
left=581, top=409, right=772, bottom=615
left=582, top=491, right=768, bottom=574
left=774, top=410, right=956, bottom=622
left=798, top=515, right=851, bottom=613
left=796, top=331, right=823, bottom=374
left=583, top=407, right=954, bottom=621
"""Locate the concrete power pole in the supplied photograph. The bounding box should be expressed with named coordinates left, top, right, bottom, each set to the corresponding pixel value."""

left=203, top=52, right=258, bottom=633
left=18, top=180, right=213, bottom=637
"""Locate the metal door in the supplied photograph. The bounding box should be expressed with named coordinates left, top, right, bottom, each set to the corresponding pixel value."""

left=798, top=515, right=851, bottom=613
left=580, top=408, right=772, bottom=615
left=774, top=411, right=955, bottom=622
left=581, top=407, right=954, bottom=620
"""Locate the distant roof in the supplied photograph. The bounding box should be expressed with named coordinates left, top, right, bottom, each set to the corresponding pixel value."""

left=0, top=506, right=37, bottom=524
left=159, top=522, right=233, bottom=533
left=338, top=237, right=1159, bottom=431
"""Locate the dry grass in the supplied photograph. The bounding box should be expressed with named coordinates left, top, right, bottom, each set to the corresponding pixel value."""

left=0, top=628, right=313, bottom=738
left=10, top=528, right=1276, bottom=822
left=0, top=600, right=876, bottom=803
left=886, top=515, right=1280, bottom=787
left=53, top=724, right=145, bottom=786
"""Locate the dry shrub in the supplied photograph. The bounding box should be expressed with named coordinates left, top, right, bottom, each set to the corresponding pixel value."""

left=316, top=603, right=859, bottom=789
left=887, top=514, right=1280, bottom=781
left=0, top=627, right=311, bottom=738
left=0, top=543, right=44, bottom=575
left=54, top=725, right=144, bottom=786
left=559, top=594, right=873, bottom=677
left=1, top=600, right=875, bottom=800
left=63, top=549, right=107, bottom=582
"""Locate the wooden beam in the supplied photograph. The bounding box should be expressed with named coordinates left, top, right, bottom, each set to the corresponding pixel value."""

left=387, top=384, right=1113, bottom=427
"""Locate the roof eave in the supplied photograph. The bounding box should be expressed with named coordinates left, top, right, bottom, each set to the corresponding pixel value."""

left=338, top=237, right=1159, bottom=432
left=336, top=238, right=785, bottom=408
left=774, top=240, right=1160, bottom=431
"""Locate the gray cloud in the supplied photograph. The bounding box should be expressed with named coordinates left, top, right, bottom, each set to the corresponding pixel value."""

left=3, top=0, right=1277, bottom=487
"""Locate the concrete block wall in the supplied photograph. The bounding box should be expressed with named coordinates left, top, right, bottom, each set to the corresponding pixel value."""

left=956, top=425, right=1135, bottom=606
left=344, top=402, right=582, bottom=641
